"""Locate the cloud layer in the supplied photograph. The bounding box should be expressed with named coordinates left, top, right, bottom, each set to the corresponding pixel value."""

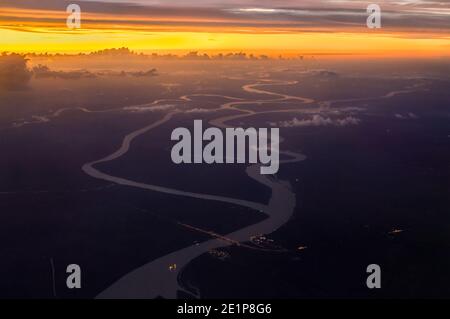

left=1, top=0, right=449, bottom=34
left=271, top=115, right=361, bottom=128
left=1, top=0, right=449, bottom=55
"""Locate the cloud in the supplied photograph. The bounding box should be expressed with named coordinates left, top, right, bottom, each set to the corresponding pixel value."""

left=124, top=105, right=220, bottom=114
left=32, top=64, right=97, bottom=79
left=128, top=68, right=158, bottom=77
left=32, top=63, right=158, bottom=78
left=272, top=115, right=361, bottom=127
left=301, top=69, right=339, bottom=78
left=1, top=0, right=449, bottom=34
left=395, top=112, right=419, bottom=120
left=123, top=104, right=176, bottom=112
left=0, top=53, right=32, bottom=91
left=185, top=108, right=218, bottom=113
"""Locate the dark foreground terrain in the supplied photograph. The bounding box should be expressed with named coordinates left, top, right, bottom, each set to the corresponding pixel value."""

left=0, top=57, right=449, bottom=298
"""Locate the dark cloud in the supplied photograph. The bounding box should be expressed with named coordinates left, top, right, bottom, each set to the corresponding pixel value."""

left=32, top=65, right=97, bottom=79
left=1, top=0, right=449, bottom=33
left=32, top=63, right=158, bottom=78
left=0, top=54, right=32, bottom=91
left=128, top=68, right=158, bottom=77
left=303, top=69, right=339, bottom=78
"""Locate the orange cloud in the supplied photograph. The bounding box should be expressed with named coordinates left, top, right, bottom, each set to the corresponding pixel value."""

left=1, top=2, right=449, bottom=56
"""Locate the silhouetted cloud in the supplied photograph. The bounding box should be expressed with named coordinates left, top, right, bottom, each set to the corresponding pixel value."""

left=31, top=63, right=158, bottom=78
left=128, top=68, right=158, bottom=77
left=21, top=48, right=292, bottom=60
left=302, top=69, right=339, bottom=78
left=0, top=54, right=32, bottom=91
left=32, top=65, right=97, bottom=79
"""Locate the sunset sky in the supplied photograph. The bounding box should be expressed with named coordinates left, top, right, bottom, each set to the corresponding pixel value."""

left=1, top=0, right=449, bottom=56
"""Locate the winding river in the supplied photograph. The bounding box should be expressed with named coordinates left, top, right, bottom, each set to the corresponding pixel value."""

left=81, top=79, right=310, bottom=299
left=79, top=77, right=425, bottom=298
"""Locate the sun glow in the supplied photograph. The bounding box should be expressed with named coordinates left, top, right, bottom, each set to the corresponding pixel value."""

left=0, top=5, right=449, bottom=56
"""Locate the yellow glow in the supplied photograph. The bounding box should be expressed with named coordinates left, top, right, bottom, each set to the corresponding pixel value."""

left=0, top=6, right=449, bottom=56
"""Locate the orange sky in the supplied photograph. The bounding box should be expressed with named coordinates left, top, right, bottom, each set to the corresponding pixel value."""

left=1, top=1, right=449, bottom=57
